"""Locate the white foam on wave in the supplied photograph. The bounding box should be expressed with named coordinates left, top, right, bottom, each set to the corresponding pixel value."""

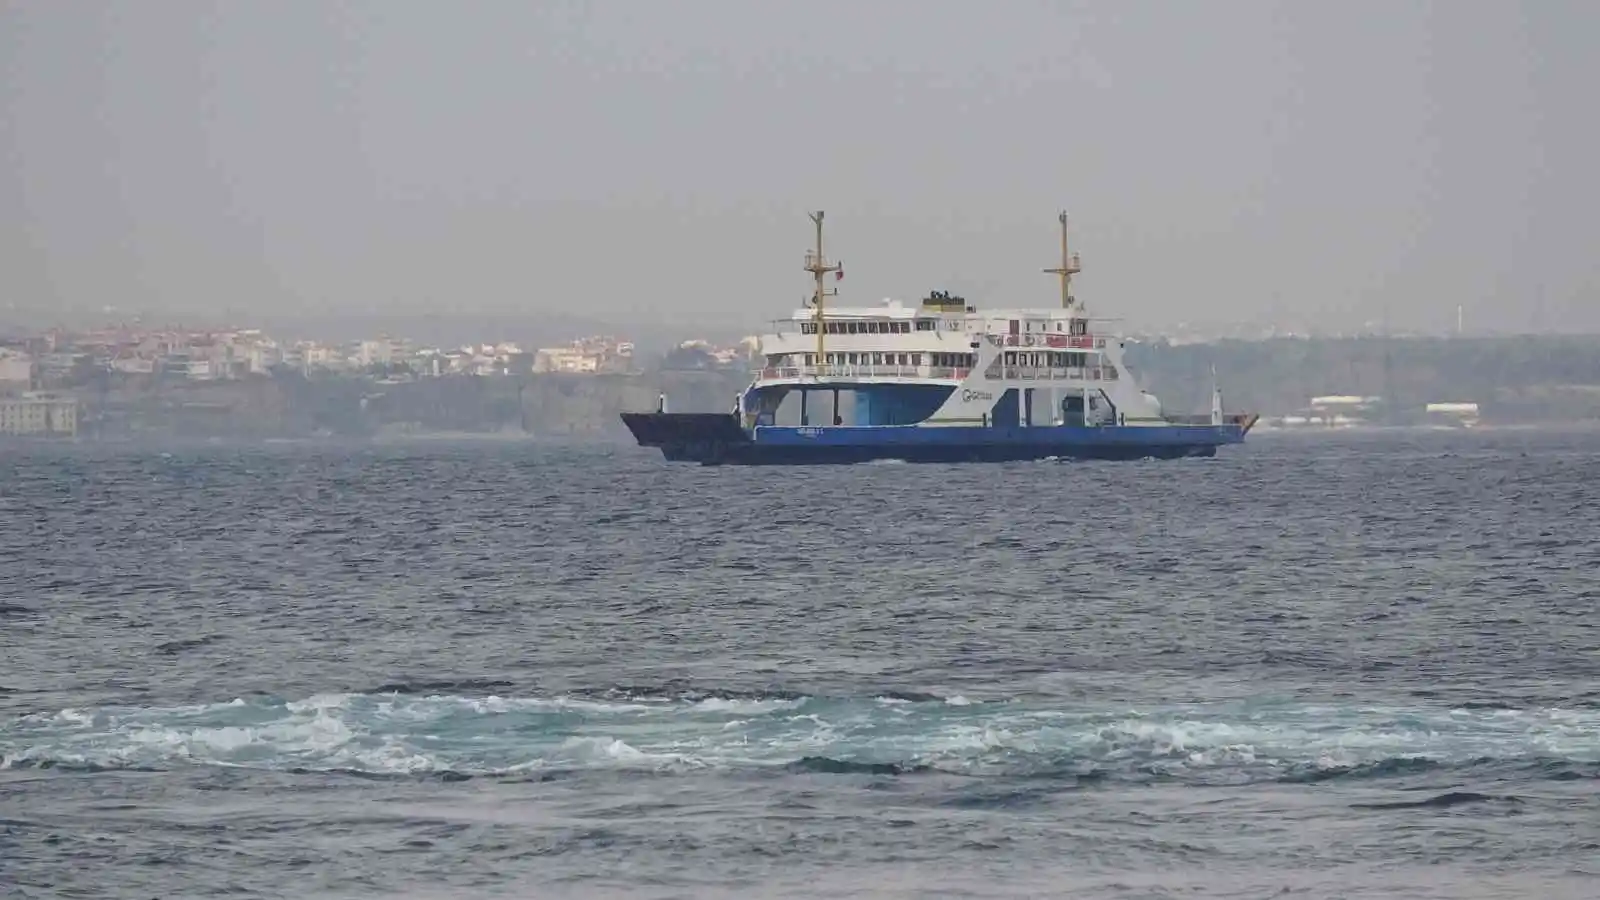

left=459, top=695, right=661, bottom=715
left=3, top=692, right=1597, bottom=780
left=689, top=697, right=805, bottom=715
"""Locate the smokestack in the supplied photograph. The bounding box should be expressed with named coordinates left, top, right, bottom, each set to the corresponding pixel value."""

left=1456, top=304, right=1463, bottom=336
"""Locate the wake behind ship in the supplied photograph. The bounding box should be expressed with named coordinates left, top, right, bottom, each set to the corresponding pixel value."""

left=623, top=210, right=1257, bottom=465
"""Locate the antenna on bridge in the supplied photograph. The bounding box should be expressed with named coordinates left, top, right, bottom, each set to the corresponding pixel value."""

left=1042, top=210, right=1082, bottom=309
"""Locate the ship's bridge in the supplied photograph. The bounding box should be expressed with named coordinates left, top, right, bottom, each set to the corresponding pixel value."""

left=761, top=297, right=977, bottom=382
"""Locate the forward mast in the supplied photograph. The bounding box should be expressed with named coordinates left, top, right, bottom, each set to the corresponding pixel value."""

left=1041, top=211, right=1083, bottom=309
left=803, top=211, right=842, bottom=364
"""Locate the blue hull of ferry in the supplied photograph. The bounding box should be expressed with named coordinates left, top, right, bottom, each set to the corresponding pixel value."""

left=620, top=413, right=1250, bottom=465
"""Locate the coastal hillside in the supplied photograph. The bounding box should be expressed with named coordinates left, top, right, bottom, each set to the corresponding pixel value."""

left=60, top=334, right=1600, bottom=440
left=1127, top=335, right=1600, bottom=424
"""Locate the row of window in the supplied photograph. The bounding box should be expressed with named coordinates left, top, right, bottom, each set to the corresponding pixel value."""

left=1021, top=319, right=1091, bottom=336
left=797, top=318, right=1092, bottom=336
left=799, top=320, right=923, bottom=334
left=1003, top=351, right=1091, bottom=367
left=773, top=352, right=977, bottom=368
left=771, top=351, right=1111, bottom=370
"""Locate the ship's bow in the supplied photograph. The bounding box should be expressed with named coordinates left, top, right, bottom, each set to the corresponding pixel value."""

left=620, top=412, right=753, bottom=463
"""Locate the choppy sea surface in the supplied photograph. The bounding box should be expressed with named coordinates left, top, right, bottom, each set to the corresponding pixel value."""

left=3, top=427, right=1599, bottom=899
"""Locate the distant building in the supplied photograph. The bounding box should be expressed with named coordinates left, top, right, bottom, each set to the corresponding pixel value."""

left=660, top=338, right=757, bottom=371
left=1424, top=401, right=1480, bottom=428
left=109, top=355, right=157, bottom=376
left=297, top=343, right=347, bottom=372
left=1308, top=395, right=1381, bottom=426
left=0, top=351, right=32, bottom=388
left=0, top=391, right=79, bottom=437
left=243, top=343, right=282, bottom=375
left=1270, top=394, right=1383, bottom=428
left=36, top=352, right=84, bottom=385
left=533, top=336, right=635, bottom=374
left=535, top=349, right=599, bottom=373
left=356, top=337, right=410, bottom=369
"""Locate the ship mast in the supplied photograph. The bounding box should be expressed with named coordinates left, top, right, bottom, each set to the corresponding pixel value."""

left=1042, top=210, right=1082, bottom=309
left=804, top=211, right=841, bottom=364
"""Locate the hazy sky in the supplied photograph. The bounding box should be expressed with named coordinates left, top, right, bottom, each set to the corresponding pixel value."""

left=2, top=0, right=1595, bottom=337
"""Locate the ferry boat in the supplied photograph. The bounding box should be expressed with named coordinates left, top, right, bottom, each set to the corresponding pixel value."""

left=622, top=211, right=1258, bottom=465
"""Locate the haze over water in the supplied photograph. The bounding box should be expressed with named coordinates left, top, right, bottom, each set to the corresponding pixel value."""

left=2, top=428, right=1598, bottom=898
left=4, top=1, right=1597, bottom=338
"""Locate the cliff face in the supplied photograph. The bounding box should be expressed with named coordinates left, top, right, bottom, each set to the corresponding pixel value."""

left=85, top=370, right=752, bottom=439
left=366, top=371, right=749, bottom=437
left=87, top=375, right=363, bottom=439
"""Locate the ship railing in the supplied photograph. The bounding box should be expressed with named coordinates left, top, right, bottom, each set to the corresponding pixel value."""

left=757, top=365, right=966, bottom=381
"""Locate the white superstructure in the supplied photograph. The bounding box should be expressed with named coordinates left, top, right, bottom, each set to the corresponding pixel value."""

left=741, top=212, right=1176, bottom=429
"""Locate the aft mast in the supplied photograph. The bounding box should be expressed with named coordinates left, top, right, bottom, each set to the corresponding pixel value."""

left=804, top=211, right=841, bottom=363
left=1041, top=211, right=1082, bottom=309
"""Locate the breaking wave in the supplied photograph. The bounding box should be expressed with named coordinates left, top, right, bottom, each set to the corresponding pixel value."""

left=4, top=691, right=1597, bottom=784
